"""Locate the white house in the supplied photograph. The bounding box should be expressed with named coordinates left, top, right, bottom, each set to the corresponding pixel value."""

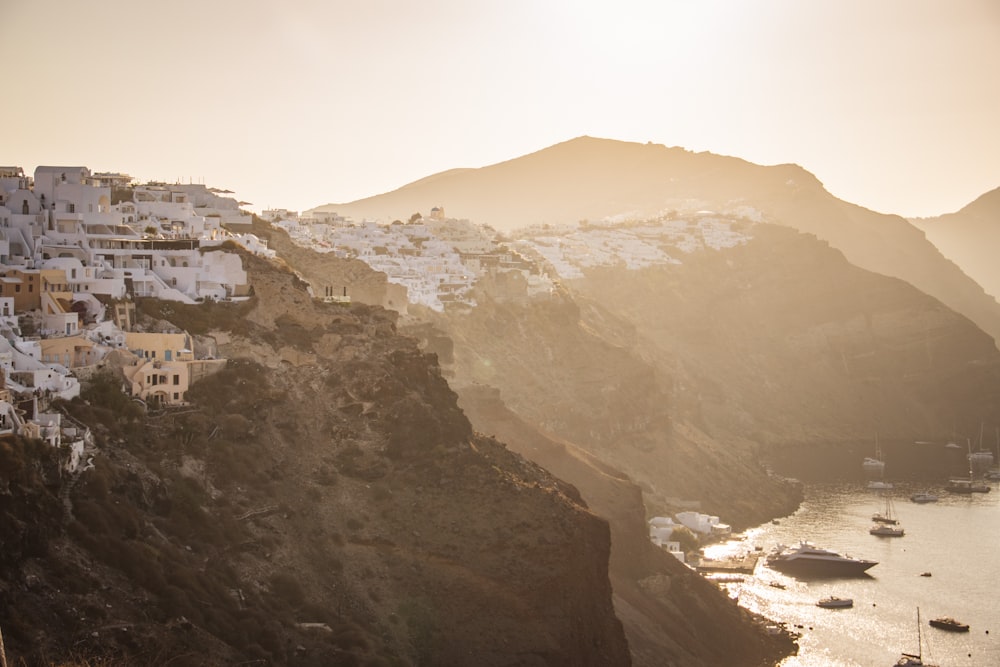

left=675, top=511, right=732, bottom=537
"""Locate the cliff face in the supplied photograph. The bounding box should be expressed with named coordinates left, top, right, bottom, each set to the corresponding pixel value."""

left=0, top=250, right=629, bottom=666
left=240, top=228, right=801, bottom=666
left=569, top=224, right=1000, bottom=449
left=418, top=273, right=802, bottom=531
left=408, top=222, right=1000, bottom=520
left=455, top=385, right=795, bottom=667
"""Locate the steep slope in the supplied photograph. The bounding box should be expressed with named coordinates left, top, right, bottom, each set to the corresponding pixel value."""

left=411, top=221, right=1000, bottom=514
left=416, top=286, right=799, bottom=530
left=0, top=249, right=630, bottom=666
left=250, top=226, right=801, bottom=665
left=567, top=223, right=1000, bottom=460
left=455, top=385, right=797, bottom=667
left=912, top=186, right=1000, bottom=300
left=310, top=136, right=1000, bottom=344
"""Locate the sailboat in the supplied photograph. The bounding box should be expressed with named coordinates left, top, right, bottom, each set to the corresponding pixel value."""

left=895, top=607, right=938, bottom=666
left=985, top=427, right=1000, bottom=481
left=947, top=439, right=991, bottom=493
left=967, top=423, right=994, bottom=472
left=862, top=433, right=886, bottom=476
left=870, top=490, right=904, bottom=537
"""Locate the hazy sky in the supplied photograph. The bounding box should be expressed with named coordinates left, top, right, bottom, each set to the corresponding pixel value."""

left=3, top=0, right=998, bottom=217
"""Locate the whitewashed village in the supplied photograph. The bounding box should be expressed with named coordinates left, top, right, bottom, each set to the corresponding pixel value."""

left=267, top=203, right=755, bottom=567
left=1, top=162, right=752, bottom=565
left=0, top=166, right=273, bottom=475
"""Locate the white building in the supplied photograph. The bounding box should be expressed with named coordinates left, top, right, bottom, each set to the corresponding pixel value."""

left=675, top=511, right=731, bottom=537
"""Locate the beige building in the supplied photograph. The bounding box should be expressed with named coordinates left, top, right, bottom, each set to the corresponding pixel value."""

left=118, top=331, right=223, bottom=406
left=38, top=335, right=100, bottom=368
left=124, top=331, right=195, bottom=363
left=0, top=267, right=40, bottom=312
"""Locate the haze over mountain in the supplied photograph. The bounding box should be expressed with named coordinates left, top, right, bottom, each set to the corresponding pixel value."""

left=312, top=136, right=1000, bottom=345
left=912, top=186, right=1000, bottom=301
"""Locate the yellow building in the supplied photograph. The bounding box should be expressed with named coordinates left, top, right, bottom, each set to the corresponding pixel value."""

left=0, top=268, right=41, bottom=313
left=118, top=331, right=221, bottom=406
left=39, top=335, right=99, bottom=368
left=124, top=331, right=194, bottom=363
left=121, top=357, right=191, bottom=406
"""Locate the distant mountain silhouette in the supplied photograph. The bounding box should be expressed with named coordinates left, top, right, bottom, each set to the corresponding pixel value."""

left=312, top=136, right=1000, bottom=343
left=913, top=187, right=1000, bottom=301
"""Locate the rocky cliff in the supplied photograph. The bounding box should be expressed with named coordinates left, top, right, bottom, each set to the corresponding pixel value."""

left=0, top=249, right=630, bottom=666
left=237, top=227, right=801, bottom=665
left=568, top=223, right=1000, bottom=454
left=455, top=385, right=795, bottom=667
left=393, top=220, right=1000, bottom=523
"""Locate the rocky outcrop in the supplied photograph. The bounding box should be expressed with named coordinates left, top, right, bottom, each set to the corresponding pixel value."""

left=0, top=249, right=630, bottom=666
left=242, top=216, right=410, bottom=312
left=456, top=385, right=796, bottom=667
left=569, top=223, right=1000, bottom=450
left=417, top=275, right=801, bottom=531
left=244, top=225, right=802, bottom=665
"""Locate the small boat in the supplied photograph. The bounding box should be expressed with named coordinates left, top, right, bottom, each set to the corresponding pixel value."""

left=909, top=492, right=938, bottom=503
left=919, top=572, right=932, bottom=577
left=870, top=523, right=905, bottom=537
left=946, top=477, right=990, bottom=494
left=817, top=596, right=853, bottom=608
left=929, top=616, right=969, bottom=632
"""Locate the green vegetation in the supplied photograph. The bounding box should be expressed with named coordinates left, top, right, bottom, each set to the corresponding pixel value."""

left=670, top=525, right=700, bottom=553
left=135, top=296, right=254, bottom=336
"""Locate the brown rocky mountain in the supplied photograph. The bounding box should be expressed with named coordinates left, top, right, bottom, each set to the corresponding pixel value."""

left=455, top=385, right=795, bottom=666
left=252, top=194, right=1000, bottom=663
left=310, top=136, right=1000, bottom=344
left=410, top=222, right=1000, bottom=517
left=0, top=249, right=643, bottom=666
left=912, top=186, right=1000, bottom=301
left=244, top=201, right=800, bottom=667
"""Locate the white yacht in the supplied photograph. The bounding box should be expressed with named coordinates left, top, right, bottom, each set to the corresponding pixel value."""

left=765, top=542, right=878, bottom=577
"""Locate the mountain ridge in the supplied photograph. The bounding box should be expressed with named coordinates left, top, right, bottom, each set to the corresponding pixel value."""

left=309, top=136, right=1000, bottom=344
left=913, top=186, right=1000, bottom=301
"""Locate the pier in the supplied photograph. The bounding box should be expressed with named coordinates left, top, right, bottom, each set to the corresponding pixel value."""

left=695, top=552, right=761, bottom=575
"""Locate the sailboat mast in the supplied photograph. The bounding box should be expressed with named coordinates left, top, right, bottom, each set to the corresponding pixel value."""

left=917, top=607, right=923, bottom=660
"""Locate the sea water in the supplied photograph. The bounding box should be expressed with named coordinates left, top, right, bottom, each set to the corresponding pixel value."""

left=704, top=480, right=1000, bottom=666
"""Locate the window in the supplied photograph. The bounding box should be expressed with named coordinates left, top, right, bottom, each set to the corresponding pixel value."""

left=173, top=374, right=180, bottom=385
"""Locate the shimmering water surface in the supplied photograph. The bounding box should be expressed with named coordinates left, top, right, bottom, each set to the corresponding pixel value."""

left=704, top=480, right=1000, bottom=666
